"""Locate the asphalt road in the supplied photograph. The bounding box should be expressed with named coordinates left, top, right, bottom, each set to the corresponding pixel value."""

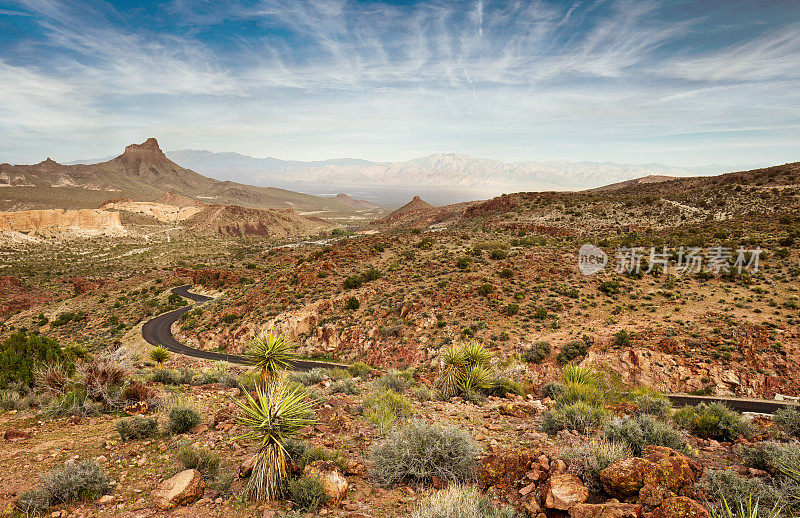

left=145, top=287, right=799, bottom=413
left=141, top=285, right=345, bottom=371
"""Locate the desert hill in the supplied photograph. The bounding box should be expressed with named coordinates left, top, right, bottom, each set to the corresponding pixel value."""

left=332, top=194, right=378, bottom=209
left=0, top=138, right=356, bottom=213
left=184, top=205, right=333, bottom=237
left=588, top=174, right=678, bottom=192
left=373, top=195, right=479, bottom=229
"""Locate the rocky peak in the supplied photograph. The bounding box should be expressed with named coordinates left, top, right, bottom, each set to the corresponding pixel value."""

left=122, top=138, right=164, bottom=157
left=37, top=158, right=61, bottom=167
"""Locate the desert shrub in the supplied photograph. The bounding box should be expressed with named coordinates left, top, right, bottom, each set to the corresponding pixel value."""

left=167, top=405, right=201, bottom=434
left=739, top=441, right=800, bottom=474
left=45, top=389, right=103, bottom=417
left=34, top=362, right=74, bottom=395
left=489, top=249, right=507, bottom=260
left=603, top=414, right=687, bottom=455
left=541, top=401, right=609, bottom=435
left=557, top=383, right=606, bottom=407
left=0, top=389, right=23, bottom=410
left=557, top=339, right=590, bottom=364
left=456, top=256, right=472, bottom=269
left=348, top=362, right=373, bottom=378
left=411, top=484, right=515, bottom=518
left=287, top=475, right=329, bottom=512
left=373, top=371, right=410, bottom=393
left=176, top=369, right=196, bottom=385
left=672, top=403, right=752, bottom=441
left=613, top=329, right=631, bottom=347
left=361, top=268, right=383, bottom=282
left=329, top=379, right=360, bottom=395
left=299, top=444, right=347, bottom=473
left=150, top=368, right=180, bottom=385
left=116, top=416, right=158, bottom=441
left=599, top=280, right=621, bottom=295
left=365, top=389, right=413, bottom=433
left=347, top=296, right=360, bottom=310
left=486, top=377, right=523, bottom=397
left=0, top=331, right=74, bottom=389
left=504, top=303, right=519, bottom=316
left=541, top=381, right=564, bottom=399
left=522, top=341, right=550, bottom=364
left=370, top=420, right=479, bottom=487
left=631, top=391, right=673, bottom=419
left=18, top=460, right=110, bottom=513
left=342, top=275, right=363, bottom=289
left=412, top=386, right=435, bottom=402
left=773, top=406, right=800, bottom=438
left=193, top=366, right=238, bottom=387
left=562, top=440, right=631, bottom=497
left=499, top=268, right=513, bottom=279
left=121, top=382, right=156, bottom=404
left=701, top=469, right=784, bottom=514
left=291, top=367, right=328, bottom=386
left=178, top=446, right=220, bottom=480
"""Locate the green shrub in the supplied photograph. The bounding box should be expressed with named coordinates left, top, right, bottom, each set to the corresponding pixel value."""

left=613, top=329, right=631, bottom=347
left=599, top=280, right=621, bottom=295
left=773, top=406, right=800, bottom=438
left=558, top=383, right=606, bottom=407
left=557, top=340, right=590, bottom=364
left=167, top=405, right=201, bottom=434
left=300, top=444, right=348, bottom=473
left=348, top=362, right=373, bottom=378
left=347, top=296, right=360, bottom=310
left=287, top=475, right=329, bottom=511
left=365, top=389, right=413, bottom=433
left=329, top=379, right=360, bottom=395
left=489, top=249, right=507, bottom=260
left=541, top=401, right=609, bottom=435
left=343, top=275, right=363, bottom=289
left=672, top=403, right=752, bottom=441
left=291, top=368, right=328, bottom=386
left=412, top=386, right=435, bottom=402
left=603, top=414, right=687, bottom=455
left=739, top=441, right=800, bottom=474
left=486, top=377, right=523, bottom=398
left=700, top=469, right=784, bottom=515
left=178, top=446, right=220, bottom=480
left=0, top=331, right=74, bottom=389
left=562, top=440, right=631, bottom=497
left=631, top=391, right=673, bottom=419
left=370, top=420, right=479, bottom=487
left=504, top=303, right=519, bottom=316
left=456, top=256, right=472, bottom=269
left=373, top=371, right=410, bottom=393
left=45, top=389, right=103, bottom=417
left=150, top=368, right=180, bottom=385
left=116, top=416, right=158, bottom=441
left=411, top=483, right=515, bottom=518
left=541, top=381, right=564, bottom=399
left=18, top=460, right=110, bottom=514
left=522, top=341, right=550, bottom=364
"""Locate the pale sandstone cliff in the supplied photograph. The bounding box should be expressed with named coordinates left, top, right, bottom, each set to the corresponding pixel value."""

left=0, top=209, right=125, bottom=236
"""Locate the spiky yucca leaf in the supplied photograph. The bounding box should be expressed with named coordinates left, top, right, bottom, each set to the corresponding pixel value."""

left=459, top=364, right=493, bottom=393
left=149, top=345, right=169, bottom=367
left=234, top=379, right=316, bottom=500
left=561, top=364, right=599, bottom=386
left=244, top=330, right=296, bottom=387
left=462, top=342, right=491, bottom=368
left=436, top=345, right=466, bottom=398
left=710, top=495, right=784, bottom=518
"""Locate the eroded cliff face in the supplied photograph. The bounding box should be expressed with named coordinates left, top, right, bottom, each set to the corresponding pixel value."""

left=0, top=209, right=125, bottom=236
left=99, top=200, right=204, bottom=223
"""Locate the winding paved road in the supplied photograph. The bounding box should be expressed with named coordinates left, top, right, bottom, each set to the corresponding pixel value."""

left=141, top=285, right=345, bottom=371
left=144, top=287, right=799, bottom=413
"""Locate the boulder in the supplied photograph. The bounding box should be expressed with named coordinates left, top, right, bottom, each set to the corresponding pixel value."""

left=649, top=496, right=709, bottom=518
left=639, top=446, right=701, bottom=507
left=3, top=428, right=31, bottom=440
left=303, top=460, right=348, bottom=506
left=600, top=457, right=650, bottom=499
left=543, top=473, right=589, bottom=510
left=152, top=469, right=205, bottom=510
left=569, top=502, right=642, bottom=518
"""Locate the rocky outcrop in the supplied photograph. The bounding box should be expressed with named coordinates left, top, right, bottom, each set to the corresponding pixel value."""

left=99, top=200, right=204, bottom=222
left=543, top=473, right=589, bottom=510
left=649, top=497, right=709, bottom=518
left=0, top=209, right=125, bottom=236
left=569, top=501, right=642, bottom=518
left=151, top=469, right=205, bottom=510
left=185, top=205, right=333, bottom=237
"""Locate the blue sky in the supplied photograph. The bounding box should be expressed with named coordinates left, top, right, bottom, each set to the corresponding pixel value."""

left=1, top=0, right=799, bottom=166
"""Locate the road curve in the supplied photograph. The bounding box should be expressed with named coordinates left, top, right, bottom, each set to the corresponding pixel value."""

left=146, top=287, right=799, bottom=412
left=142, top=285, right=346, bottom=371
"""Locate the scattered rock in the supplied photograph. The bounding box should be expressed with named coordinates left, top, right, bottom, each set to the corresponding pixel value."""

left=3, top=428, right=31, bottom=440
left=649, top=496, right=709, bottom=518
left=569, top=501, right=642, bottom=518
left=303, top=460, right=348, bottom=506
left=151, top=469, right=205, bottom=510
left=543, top=473, right=589, bottom=510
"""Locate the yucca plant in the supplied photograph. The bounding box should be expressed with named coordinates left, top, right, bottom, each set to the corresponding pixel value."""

left=436, top=343, right=493, bottom=398
left=459, top=364, right=493, bottom=393
left=234, top=378, right=316, bottom=500
left=561, top=364, right=600, bottom=386
left=462, top=342, right=492, bottom=368
left=244, top=330, right=296, bottom=387
left=149, top=345, right=170, bottom=368
left=710, top=495, right=784, bottom=518
left=437, top=345, right=466, bottom=398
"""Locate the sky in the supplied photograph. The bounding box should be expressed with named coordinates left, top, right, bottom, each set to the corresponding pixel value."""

left=0, top=0, right=799, bottom=167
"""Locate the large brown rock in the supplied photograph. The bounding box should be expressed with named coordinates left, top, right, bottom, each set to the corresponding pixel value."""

left=543, top=473, right=589, bottom=510
left=639, top=446, right=701, bottom=507
left=303, top=460, right=348, bottom=506
left=649, top=496, right=709, bottom=518
left=152, top=469, right=205, bottom=510
left=569, top=502, right=642, bottom=518
left=600, top=457, right=651, bottom=500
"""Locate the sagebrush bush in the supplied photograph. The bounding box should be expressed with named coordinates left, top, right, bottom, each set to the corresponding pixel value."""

left=365, top=389, right=413, bottom=433
left=541, top=381, right=564, bottom=399
left=412, top=386, right=435, bottom=402
left=370, top=420, right=479, bottom=487
left=329, top=379, right=360, bottom=395
left=167, top=405, right=201, bottom=434
left=632, top=391, right=673, bottom=419
left=541, top=401, right=609, bottom=435
left=373, top=371, right=410, bottom=392
left=521, top=341, right=550, bottom=364
left=773, top=406, right=800, bottom=438
left=557, top=339, right=590, bottom=364
left=562, top=439, right=631, bottom=497
left=673, top=403, right=751, bottom=441
left=348, top=362, right=373, bottom=378
left=739, top=441, right=800, bottom=474
left=557, top=383, right=606, bottom=407
left=700, top=469, right=784, bottom=514
left=411, top=484, right=515, bottom=518
left=178, top=446, right=220, bottom=480
left=45, top=389, right=103, bottom=417
left=291, top=368, right=328, bottom=386
left=150, top=368, right=180, bottom=385
left=603, top=414, right=687, bottom=455
left=287, top=475, right=329, bottom=511
left=116, top=416, right=158, bottom=441
left=18, top=460, right=110, bottom=513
